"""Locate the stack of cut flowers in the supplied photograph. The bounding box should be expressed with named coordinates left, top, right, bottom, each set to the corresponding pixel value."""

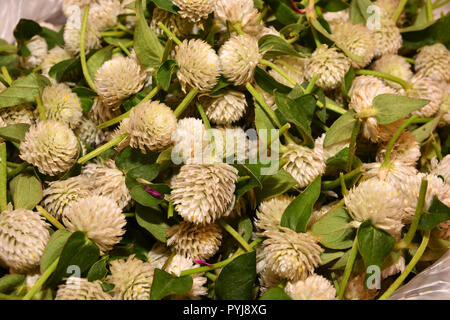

left=0, top=0, right=448, bottom=301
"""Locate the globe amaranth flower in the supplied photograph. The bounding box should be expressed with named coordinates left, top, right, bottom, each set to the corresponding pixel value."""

left=107, top=255, right=155, bottom=300
left=371, top=54, right=413, bottom=89
left=332, top=21, right=375, bottom=69
left=63, top=196, right=126, bottom=253
left=304, top=44, right=351, bottom=90
left=431, top=155, right=450, bottom=184
left=81, top=159, right=131, bottom=209
left=376, top=131, right=421, bottom=166
left=147, top=242, right=172, bottom=270
left=150, top=8, right=193, bottom=38
left=439, top=83, right=450, bottom=125
left=89, top=0, right=121, bottom=32
left=210, top=126, right=256, bottom=163
left=315, top=133, right=349, bottom=160
left=173, top=0, right=215, bottom=22
left=122, top=100, right=177, bottom=153
left=20, top=120, right=79, bottom=176
left=203, top=90, right=247, bottom=125
left=176, top=39, right=221, bottom=92
left=344, top=179, right=406, bottom=238
left=281, top=137, right=327, bottom=189
left=20, top=36, right=48, bottom=69
left=89, top=97, right=121, bottom=124
left=95, top=56, right=146, bottom=109
left=415, top=43, right=450, bottom=82
left=62, top=0, right=96, bottom=16
left=166, top=221, right=222, bottom=260
left=42, top=175, right=91, bottom=220
left=254, top=195, right=294, bottom=232
left=64, top=5, right=101, bottom=55
left=214, top=0, right=263, bottom=37
left=257, top=227, right=323, bottom=281
left=219, top=35, right=262, bottom=86
left=74, top=116, right=106, bottom=148
left=41, top=83, right=83, bottom=128
left=258, top=267, right=283, bottom=294
left=168, top=163, right=238, bottom=224
left=400, top=74, right=442, bottom=118
left=41, top=46, right=72, bottom=78
left=268, top=56, right=307, bottom=88
left=323, top=9, right=349, bottom=29
left=285, top=274, right=336, bottom=300
left=372, top=18, right=402, bottom=58
left=55, top=277, right=112, bottom=300
left=0, top=206, right=50, bottom=273
left=0, top=104, right=36, bottom=127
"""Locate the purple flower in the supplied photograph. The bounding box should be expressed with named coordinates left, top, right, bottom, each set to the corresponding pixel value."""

left=194, top=259, right=213, bottom=266
left=144, top=187, right=163, bottom=198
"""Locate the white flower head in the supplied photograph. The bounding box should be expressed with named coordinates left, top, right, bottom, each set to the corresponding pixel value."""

left=285, top=274, right=336, bottom=300
left=173, top=0, right=216, bottom=22
left=64, top=5, right=101, bottom=55
left=55, top=277, right=112, bottom=300
left=204, top=90, right=247, bottom=125
left=372, top=18, right=402, bottom=58
left=371, top=54, right=413, bottom=89
left=89, top=0, right=122, bottom=32
left=214, top=0, right=263, bottom=36
left=400, top=74, right=442, bottom=118
left=20, top=36, right=48, bottom=69
left=254, top=195, right=294, bottom=232
left=150, top=8, right=193, bottom=37
left=415, top=43, right=450, bottom=82
left=166, top=254, right=207, bottom=299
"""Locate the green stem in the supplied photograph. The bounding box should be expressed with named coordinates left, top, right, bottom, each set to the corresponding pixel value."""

left=7, top=161, right=20, bottom=168
left=118, top=42, right=131, bottom=55
left=317, top=98, right=347, bottom=115
left=0, top=143, right=6, bottom=212
left=379, top=231, right=430, bottom=300
left=80, top=6, right=97, bottom=92
left=22, top=258, right=59, bottom=300
left=305, top=74, right=318, bottom=94
left=0, top=293, right=22, bottom=300
left=347, top=120, right=360, bottom=172
left=117, top=22, right=133, bottom=35
left=77, top=133, right=128, bottom=164
left=383, top=115, right=418, bottom=167
left=236, top=176, right=250, bottom=183
left=1, top=66, right=12, bottom=86
left=355, top=70, right=410, bottom=90
left=260, top=59, right=297, bottom=87
left=393, top=0, right=407, bottom=22
left=431, top=135, right=443, bottom=161
left=168, top=202, right=174, bottom=219
left=205, top=272, right=217, bottom=282
left=404, top=57, right=415, bottom=64
left=174, top=87, right=199, bottom=118
left=258, top=7, right=268, bottom=23
left=433, top=0, right=450, bottom=9
left=157, top=22, right=181, bottom=45
left=322, top=167, right=362, bottom=190
left=7, top=162, right=28, bottom=179
left=0, top=45, right=17, bottom=53
left=310, top=27, right=321, bottom=48
left=426, top=0, right=434, bottom=22
left=339, top=172, right=349, bottom=196
left=337, top=236, right=358, bottom=300
left=36, top=205, right=66, bottom=230
left=218, top=219, right=252, bottom=252
left=35, top=93, right=46, bottom=121
left=233, top=23, right=245, bottom=36
left=101, top=31, right=127, bottom=37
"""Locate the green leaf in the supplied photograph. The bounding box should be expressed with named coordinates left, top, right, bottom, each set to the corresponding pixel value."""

left=324, top=110, right=356, bottom=147
left=48, top=58, right=81, bottom=83
left=281, top=177, right=321, bottom=232
left=317, top=0, right=349, bottom=11
left=39, top=27, right=64, bottom=50
left=130, top=185, right=164, bottom=209
left=80, top=96, right=94, bottom=113
left=127, top=163, right=160, bottom=183
left=257, top=169, right=297, bottom=202
left=357, top=221, right=395, bottom=269
left=266, top=0, right=300, bottom=25
left=419, top=197, right=450, bottom=231
left=13, top=19, right=42, bottom=56
left=9, top=173, right=42, bottom=210
left=135, top=204, right=169, bottom=242
left=215, top=251, right=256, bottom=300
left=156, top=59, right=177, bottom=91
left=87, top=256, right=109, bottom=282
left=259, top=287, right=292, bottom=300
left=150, top=268, right=193, bottom=300
left=258, top=35, right=303, bottom=58
left=0, top=274, right=26, bottom=293
left=0, top=73, right=50, bottom=107
left=254, top=67, right=291, bottom=95
left=372, top=94, right=429, bottom=125
left=412, top=116, right=441, bottom=142
left=311, top=208, right=356, bottom=249
left=40, top=230, right=72, bottom=273
left=0, top=124, right=30, bottom=143
left=87, top=46, right=113, bottom=81
left=151, top=0, right=178, bottom=14
left=103, top=37, right=133, bottom=47
left=115, top=147, right=159, bottom=171
left=342, top=66, right=355, bottom=99
left=134, top=0, right=164, bottom=68
left=238, top=216, right=253, bottom=242
left=402, top=14, right=450, bottom=49
left=320, top=251, right=345, bottom=265
left=349, top=0, right=367, bottom=24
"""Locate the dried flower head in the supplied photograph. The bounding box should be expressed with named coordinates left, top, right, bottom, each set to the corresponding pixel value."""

left=150, top=8, right=193, bottom=37
left=285, top=274, right=336, bottom=300
left=254, top=195, right=294, bottom=232
left=20, top=120, right=79, bottom=176
left=64, top=5, right=101, bottom=55
left=219, top=35, right=262, bottom=86
left=371, top=54, right=413, bottom=89
left=214, top=0, right=263, bottom=36
left=173, top=0, right=215, bottom=22
left=63, top=196, right=126, bottom=253
left=147, top=242, right=172, bottom=269
left=372, top=18, right=402, bottom=58
left=41, top=83, right=82, bottom=128
left=268, top=56, right=307, bottom=88
left=0, top=104, right=36, bottom=127
left=316, top=133, right=349, bottom=159
left=41, top=46, right=72, bottom=77
left=168, top=163, right=238, bottom=224
left=74, top=116, right=106, bottom=148
left=166, top=254, right=207, bottom=299
left=204, top=91, right=247, bottom=125
left=440, top=83, right=450, bottom=125
left=55, top=277, right=112, bottom=300
left=258, top=267, right=282, bottom=294
left=20, top=36, right=48, bottom=69
left=0, top=206, right=50, bottom=273
left=415, top=43, right=450, bottom=82
left=89, top=0, right=121, bottom=32
left=401, top=74, right=442, bottom=118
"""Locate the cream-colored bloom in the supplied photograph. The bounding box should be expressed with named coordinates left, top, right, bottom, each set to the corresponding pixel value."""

left=415, top=43, right=450, bottom=82
left=167, top=221, right=222, bottom=260
left=440, top=82, right=450, bottom=125
left=64, top=5, right=101, bottom=55
left=176, top=39, right=221, bottom=92
left=344, top=179, right=406, bottom=238
left=304, top=44, right=351, bottom=90
left=20, top=36, right=48, bottom=69
left=62, top=0, right=96, bottom=16
left=173, top=0, right=215, bottom=22
left=41, top=46, right=72, bottom=77
left=316, top=133, right=349, bottom=159
left=401, top=74, right=442, bottom=118
left=254, top=195, right=294, bottom=232
left=219, top=35, right=262, bottom=86
left=20, top=120, right=79, bottom=176
left=147, top=242, right=171, bottom=269
left=214, top=0, right=263, bottom=36
left=431, top=155, right=450, bottom=184
left=0, top=104, right=36, bottom=127
left=166, top=254, right=207, bottom=299
left=323, top=9, right=349, bottom=28
left=74, top=116, right=106, bottom=148
left=376, top=131, right=421, bottom=166
left=204, top=91, right=247, bottom=125
left=55, top=277, right=112, bottom=300
left=42, top=175, right=91, bottom=220
left=89, top=0, right=121, bottom=32
left=285, top=274, right=336, bottom=300
left=150, top=8, right=193, bottom=37
left=373, top=18, right=402, bottom=57
left=63, top=196, right=126, bottom=253
left=41, top=83, right=82, bottom=128
left=168, top=163, right=238, bottom=224
left=371, top=54, right=413, bottom=89
left=107, top=255, right=154, bottom=300
left=89, top=97, right=121, bottom=124
left=210, top=127, right=256, bottom=163
left=258, top=268, right=282, bottom=294
left=0, top=206, right=50, bottom=273
left=268, top=56, right=307, bottom=87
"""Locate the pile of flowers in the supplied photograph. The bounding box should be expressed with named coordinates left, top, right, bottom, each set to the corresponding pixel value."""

left=0, top=0, right=448, bottom=300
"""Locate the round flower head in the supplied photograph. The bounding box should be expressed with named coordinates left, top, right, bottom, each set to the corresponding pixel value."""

left=74, top=116, right=106, bottom=148
left=150, top=8, right=193, bottom=37
left=107, top=255, right=155, bottom=300
left=285, top=274, right=336, bottom=300
left=0, top=104, right=36, bottom=126
left=42, top=175, right=91, bottom=220
left=316, top=133, right=349, bottom=160
left=62, top=0, right=96, bottom=16
left=219, top=35, right=262, bottom=86
left=323, top=9, right=349, bottom=28
left=166, top=254, right=207, bottom=299
left=173, top=0, right=215, bottom=22
left=371, top=54, right=413, bottom=89
left=401, top=74, right=442, bottom=118
left=344, top=179, right=406, bottom=238
left=0, top=206, right=50, bottom=273
left=20, top=120, right=79, bottom=176
left=63, top=196, right=126, bottom=253
left=95, top=56, right=146, bottom=109
left=214, top=0, right=263, bottom=36
left=376, top=131, right=420, bottom=166
left=41, top=83, right=82, bottom=128
left=204, top=90, right=247, bottom=125
left=176, top=39, right=221, bottom=92
left=332, top=22, right=375, bottom=69
left=166, top=221, right=222, bottom=260
left=41, top=46, right=72, bottom=77
left=258, top=228, right=323, bottom=281
left=375, top=0, right=402, bottom=19
left=81, top=159, right=131, bottom=209
left=440, top=83, right=450, bottom=125
left=281, top=138, right=326, bottom=189
left=20, top=36, right=48, bottom=69
left=258, top=267, right=282, bottom=294
left=64, top=5, right=101, bottom=55
left=89, top=97, right=121, bottom=124
left=89, top=0, right=121, bottom=32
left=210, top=127, right=256, bottom=163
left=147, top=242, right=171, bottom=269
left=304, top=44, right=351, bottom=90
left=254, top=195, right=294, bottom=232
left=372, top=18, right=402, bottom=57
left=415, top=43, right=450, bottom=82
left=168, top=163, right=238, bottom=224
left=122, top=100, right=177, bottom=153
left=431, top=155, right=450, bottom=184
left=55, top=277, right=112, bottom=300
left=268, top=56, right=307, bottom=88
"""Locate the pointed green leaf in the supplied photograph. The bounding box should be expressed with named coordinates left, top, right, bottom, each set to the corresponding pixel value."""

left=40, top=230, right=72, bottom=273
left=87, top=46, right=113, bottom=81
left=9, top=172, right=43, bottom=210
left=258, top=35, right=303, bottom=58
left=0, top=73, right=50, bottom=107
left=419, top=197, right=450, bottom=231
left=150, top=269, right=193, bottom=300
left=372, top=94, right=429, bottom=125
left=0, top=124, right=30, bottom=143
left=135, top=204, right=169, bottom=242
left=156, top=59, right=177, bottom=91
left=324, top=110, right=356, bottom=147
left=259, top=287, right=292, bottom=300
left=357, top=221, right=395, bottom=269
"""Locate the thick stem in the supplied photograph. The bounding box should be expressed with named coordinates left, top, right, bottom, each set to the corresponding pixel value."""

left=426, top=0, right=434, bottom=22
left=174, top=87, right=199, bottom=118
left=118, top=42, right=131, bottom=55
left=77, top=133, right=128, bottom=164
left=355, top=70, right=410, bottom=90
left=260, top=59, right=297, bottom=87
left=36, top=205, right=65, bottom=230
left=22, top=258, right=59, bottom=300
left=218, top=219, right=252, bottom=252
left=35, top=93, right=46, bottom=121
left=337, top=236, right=358, bottom=300
left=383, top=115, right=418, bottom=167
left=80, top=6, right=97, bottom=92
left=392, top=0, right=407, bottom=22
left=157, top=22, right=182, bottom=46
left=347, top=120, right=360, bottom=172
left=0, top=143, right=6, bottom=212
left=305, top=74, right=318, bottom=94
